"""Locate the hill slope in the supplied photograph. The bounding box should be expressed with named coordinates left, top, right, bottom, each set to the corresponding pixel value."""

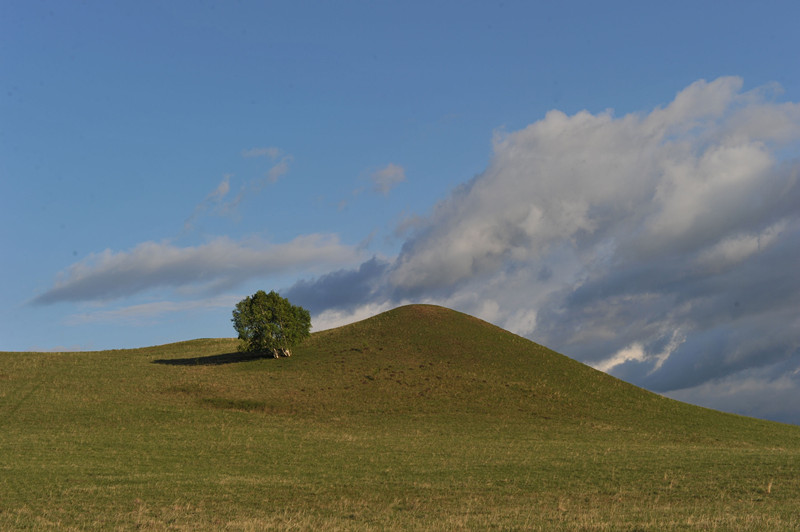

left=2, top=304, right=800, bottom=529
left=158, top=304, right=796, bottom=443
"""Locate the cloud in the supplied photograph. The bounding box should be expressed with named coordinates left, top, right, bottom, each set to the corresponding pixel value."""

left=184, top=174, right=235, bottom=230
left=593, top=343, right=647, bottom=373
left=33, top=235, right=362, bottom=304
left=666, top=364, right=800, bottom=425
left=240, top=146, right=293, bottom=183
left=208, top=174, right=232, bottom=199
left=370, top=163, right=406, bottom=195
left=186, top=148, right=294, bottom=230
left=284, top=257, right=392, bottom=314
left=45, top=143, right=310, bottom=306
left=266, top=154, right=293, bottom=183
left=311, top=301, right=397, bottom=332
left=284, top=77, right=800, bottom=422
left=215, top=153, right=293, bottom=217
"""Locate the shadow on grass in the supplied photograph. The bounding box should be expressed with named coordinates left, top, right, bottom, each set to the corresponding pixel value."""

left=152, top=351, right=267, bottom=366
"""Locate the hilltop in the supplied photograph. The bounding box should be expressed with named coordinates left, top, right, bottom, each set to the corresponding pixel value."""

left=2, top=304, right=799, bottom=529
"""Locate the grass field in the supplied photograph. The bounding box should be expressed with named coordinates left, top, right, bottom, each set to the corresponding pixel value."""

left=2, top=305, right=799, bottom=529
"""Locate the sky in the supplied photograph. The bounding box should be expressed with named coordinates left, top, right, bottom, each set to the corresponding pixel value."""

left=2, top=1, right=799, bottom=424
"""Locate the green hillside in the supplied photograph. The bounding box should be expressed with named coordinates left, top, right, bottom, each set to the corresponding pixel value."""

left=2, top=304, right=799, bottom=529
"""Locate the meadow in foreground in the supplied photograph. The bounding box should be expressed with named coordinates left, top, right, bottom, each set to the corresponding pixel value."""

left=2, top=305, right=799, bottom=530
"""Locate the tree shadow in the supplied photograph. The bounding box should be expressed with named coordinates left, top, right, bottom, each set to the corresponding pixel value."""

left=152, top=351, right=268, bottom=366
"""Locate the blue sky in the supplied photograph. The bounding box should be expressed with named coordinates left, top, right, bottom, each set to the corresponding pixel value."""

left=3, top=1, right=800, bottom=423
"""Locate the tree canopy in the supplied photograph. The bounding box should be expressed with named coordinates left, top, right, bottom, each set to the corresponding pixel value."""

left=231, top=290, right=311, bottom=357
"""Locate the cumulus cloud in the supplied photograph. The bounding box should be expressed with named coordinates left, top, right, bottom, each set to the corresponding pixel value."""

left=370, top=163, right=406, bottom=195
left=34, top=235, right=361, bottom=304
left=285, top=77, right=800, bottom=422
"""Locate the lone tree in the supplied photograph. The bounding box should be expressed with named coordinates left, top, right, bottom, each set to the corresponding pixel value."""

left=231, top=290, right=311, bottom=357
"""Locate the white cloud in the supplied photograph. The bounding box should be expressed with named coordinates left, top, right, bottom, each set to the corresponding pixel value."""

left=386, top=77, right=800, bottom=333
left=643, top=76, right=743, bottom=134
left=476, top=299, right=501, bottom=324
left=593, top=343, right=647, bottom=373
left=35, top=234, right=362, bottom=304
left=593, top=329, right=684, bottom=374
left=370, top=163, right=406, bottom=195
left=504, top=308, right=538, bottom=337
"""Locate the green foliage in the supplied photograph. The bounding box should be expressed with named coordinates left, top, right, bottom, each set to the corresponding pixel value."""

left=231, top=290, right=310, bottom=356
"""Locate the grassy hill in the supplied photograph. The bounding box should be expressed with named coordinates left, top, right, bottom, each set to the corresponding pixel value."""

left=2, top=304, right=799, bottom=529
